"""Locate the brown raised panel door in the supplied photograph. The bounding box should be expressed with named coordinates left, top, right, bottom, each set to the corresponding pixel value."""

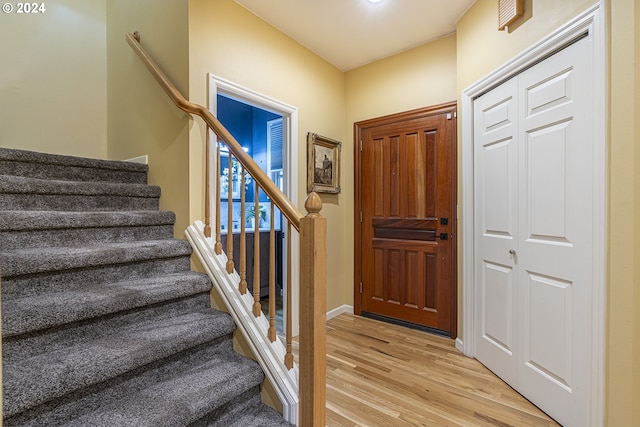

left=355, top=103, right=456, bottom=336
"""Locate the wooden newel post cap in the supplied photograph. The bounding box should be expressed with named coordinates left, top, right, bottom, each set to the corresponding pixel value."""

left=304, top=192, right=322, bottom=218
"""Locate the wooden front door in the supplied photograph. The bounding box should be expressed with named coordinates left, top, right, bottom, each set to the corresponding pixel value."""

left=354, top=103, right=457, bottom=336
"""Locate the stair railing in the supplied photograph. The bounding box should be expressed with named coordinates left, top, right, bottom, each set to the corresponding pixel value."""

left=126, top=32, right=326, bottom=426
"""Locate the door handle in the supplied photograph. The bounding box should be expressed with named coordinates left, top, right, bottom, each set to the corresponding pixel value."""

left=509, top=249, right=516, bottom=255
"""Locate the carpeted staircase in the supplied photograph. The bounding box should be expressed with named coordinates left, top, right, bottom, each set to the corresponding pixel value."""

left=0, top=147, right=292, bottom=426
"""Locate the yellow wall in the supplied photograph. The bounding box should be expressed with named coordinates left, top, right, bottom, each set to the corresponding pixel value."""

left=456, top=0, right=597, bottom=90
left=635, top=3, right=640, bottom=425
left=106, top=0, right=191, bottom=237
left=609, top=0, right=640, bottom=424
left=0, top=0, right=107, bottom=158
left=187, top=0, right=347, bottom=311
left=343, top=35, right=459, bottom=308
left=346, top=34, right=458, bottom=124
left=457, top=0, right=639, bottom=425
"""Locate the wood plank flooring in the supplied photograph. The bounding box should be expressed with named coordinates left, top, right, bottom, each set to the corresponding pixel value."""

left=317, top=314, right=560, bottom=427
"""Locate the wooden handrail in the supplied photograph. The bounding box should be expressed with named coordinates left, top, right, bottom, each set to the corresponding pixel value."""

left=126, top=32, right=303, bottom=230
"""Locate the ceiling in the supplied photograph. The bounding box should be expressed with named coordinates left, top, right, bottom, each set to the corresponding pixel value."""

left=234, top=0, right=477, bottom=71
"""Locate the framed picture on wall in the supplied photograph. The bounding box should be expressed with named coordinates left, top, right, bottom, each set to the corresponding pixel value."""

left=307, top=132, right=341, bottom=194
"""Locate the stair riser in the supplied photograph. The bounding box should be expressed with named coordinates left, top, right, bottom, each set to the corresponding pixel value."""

left=3, top=293, right=215, bottom=361
left=2, top=257, right=193, bottom=299
left=0, top=160, right=148, bottom=185
left=0, top=194, right=159, bottom=212
left=1, top=225, right=175, bottom=250
left=2, top=273, right=213, bottom=338
left=2, top=240, right=193, bottom=278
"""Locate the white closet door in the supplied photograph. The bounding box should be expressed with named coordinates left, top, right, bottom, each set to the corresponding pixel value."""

left=473, top=77, right=519, bottom=387
left=516, top=35, right=592, bottom=427
left=474, top=33, right=593, bottom=427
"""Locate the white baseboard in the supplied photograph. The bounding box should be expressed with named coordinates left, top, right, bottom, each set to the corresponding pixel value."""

left=125, top=155, right=148, bottom=164
left=455, top=338, right=464, bottom=354
left=326, top=305, right=353, bottom=321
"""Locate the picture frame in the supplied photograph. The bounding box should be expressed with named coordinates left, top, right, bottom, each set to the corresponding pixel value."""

left=307, top=133, right=341, bottom=194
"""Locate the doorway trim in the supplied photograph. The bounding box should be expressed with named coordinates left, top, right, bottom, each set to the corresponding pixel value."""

left=208, top=74, right=301, bottom=336
left=461, top=4, right=605, bottom=426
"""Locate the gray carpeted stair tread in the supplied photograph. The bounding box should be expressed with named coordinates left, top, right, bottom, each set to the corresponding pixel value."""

left=0, top=192, right=160, bottom=212
left=2, top=256, right=193, bottom=299
left=0, top=175, right=160, bottom=212
left=2, top=272, right=212, bottom=337
left=3, top=309, right=237, bottom=418
left=61, top=351, right=266, bottom=427
left=3, top=294, right=215, bottom=363
left=1, top=239, right=193, bottom=277
left=0, top=210, right=176, bottom=249
left=1, top=223, right=175, bottom=250
left=0, top=210, right=176, bottom=230
left=0, top=175, right=160, bottom=198
left=0, top=147, right=148, bottom=184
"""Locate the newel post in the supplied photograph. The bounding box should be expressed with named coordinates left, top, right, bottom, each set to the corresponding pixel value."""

left=299, top=192, right=326, bottom=426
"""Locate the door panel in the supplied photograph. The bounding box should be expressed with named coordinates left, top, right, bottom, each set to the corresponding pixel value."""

left=474, top=77, right=519, bottom=385
left=358, top=107, right=456, bottom=334
left=517, top=36, right=592, bottom=427
left=484, top=139, right=515, bottom=237
left=526, top=122, right=571, bottom=242
left=482, top=261, right=514, bottom=356
left=525, top=272, right=573, bottom=391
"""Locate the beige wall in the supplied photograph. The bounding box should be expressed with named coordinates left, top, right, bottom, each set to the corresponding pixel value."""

left=106, top=0, right=191, bottom=237
left=188, top=0, right=347, bottom=311
left=343, top=35, right=459, bottom=308
left=609, top=0, right=640, bottom=424
left=457, top=0, right=598, bottom=90
left=457, top=0, right=639, bottom=425
left=346, top=34, right=458, bottom=124
left=635, top=3, right=640, bottom=425
left=0, top=0, right=107, bottom=158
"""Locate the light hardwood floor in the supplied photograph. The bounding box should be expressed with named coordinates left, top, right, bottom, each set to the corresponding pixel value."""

left=318, top=314, right=560, bottom=427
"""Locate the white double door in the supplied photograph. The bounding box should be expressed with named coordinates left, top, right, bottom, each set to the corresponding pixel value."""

left=474, top=34, right=594, bottom=426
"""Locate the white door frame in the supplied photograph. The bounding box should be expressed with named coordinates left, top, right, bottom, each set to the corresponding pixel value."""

left=461, top=4, right=606, bottom=426
left=208, top=74, right=301, bottom=336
